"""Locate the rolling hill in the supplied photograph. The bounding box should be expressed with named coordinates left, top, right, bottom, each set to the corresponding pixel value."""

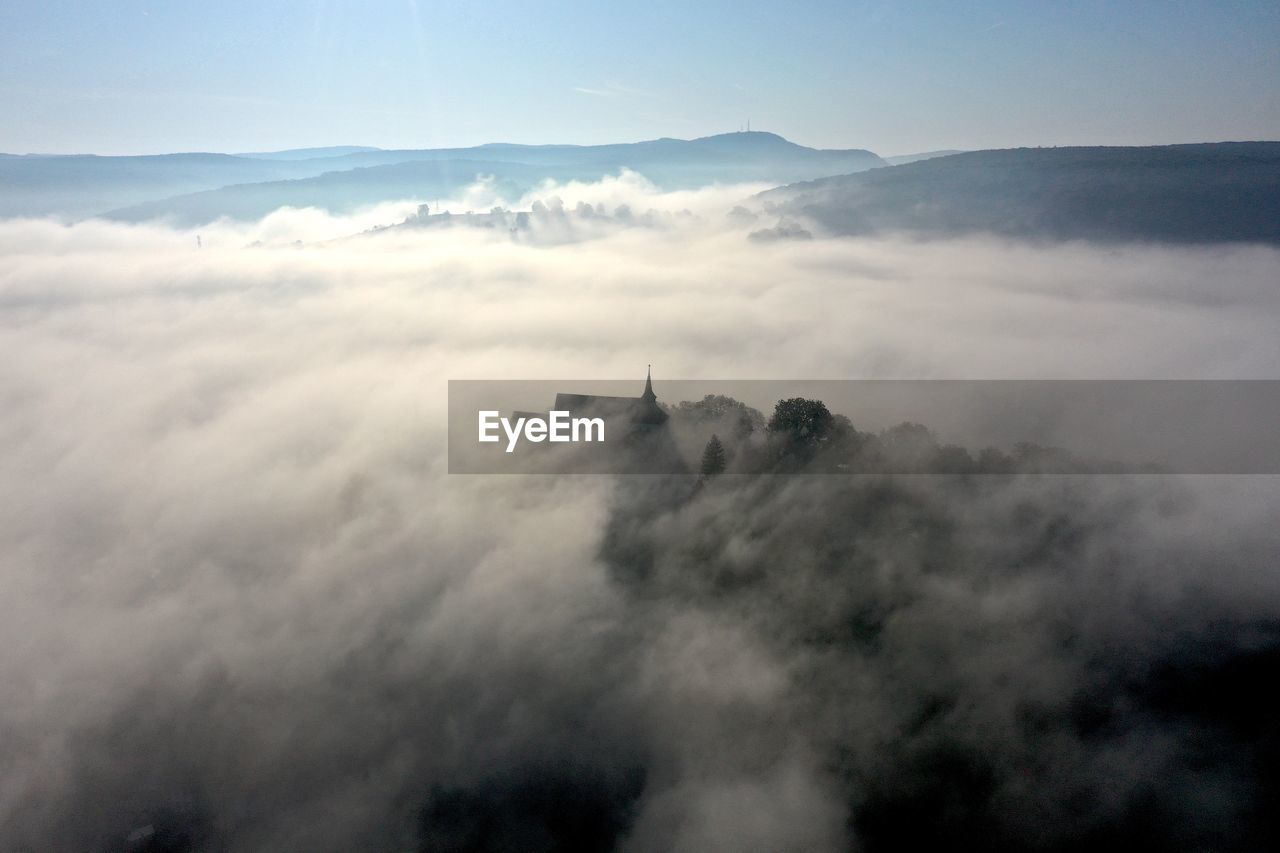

left=760, top=142, right=1280, bottom=244
left=883, top=150, right=966, bottom=166
left=1, top=132, right=886, bottom=223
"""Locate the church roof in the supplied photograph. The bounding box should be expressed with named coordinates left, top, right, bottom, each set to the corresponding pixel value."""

left=552, top=370, right=668, bottom=426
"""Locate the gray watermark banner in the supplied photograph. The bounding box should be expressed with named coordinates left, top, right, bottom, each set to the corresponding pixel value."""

left=448, top=379, right=1280, bottom=474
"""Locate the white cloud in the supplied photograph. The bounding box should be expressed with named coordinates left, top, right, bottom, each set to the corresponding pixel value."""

left=1, top=182, right=1278, bottom=848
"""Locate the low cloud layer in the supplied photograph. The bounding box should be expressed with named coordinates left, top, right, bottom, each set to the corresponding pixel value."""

left=1, top=181, right=1278, bottom=850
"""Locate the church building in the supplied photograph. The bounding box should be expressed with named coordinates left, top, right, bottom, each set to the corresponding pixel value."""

left=551, top=367, right=669, bottom=436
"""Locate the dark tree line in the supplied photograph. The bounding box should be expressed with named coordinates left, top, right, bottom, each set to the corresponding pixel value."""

left=679, top=395, right=1135, bottom=476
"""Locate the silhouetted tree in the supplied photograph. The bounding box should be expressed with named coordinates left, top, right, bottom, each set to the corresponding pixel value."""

left=672, top=394, right=765, bottom=440
left=763, top=398, right=838, bottom=471
left=766, top=398, right=834, bottom=448
left=876, top=421, right=940, bottom=472
left=700, top=434, right=727, bottom=477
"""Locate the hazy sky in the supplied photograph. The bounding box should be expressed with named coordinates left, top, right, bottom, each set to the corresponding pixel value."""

left=3, top=0, right=1278, bottom=155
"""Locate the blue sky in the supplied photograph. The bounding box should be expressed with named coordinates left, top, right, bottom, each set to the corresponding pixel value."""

left=2, top=0, right=1277, bottom=155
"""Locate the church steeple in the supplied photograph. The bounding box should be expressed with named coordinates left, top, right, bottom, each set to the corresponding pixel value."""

left=632, top=364, right=667, bottom=427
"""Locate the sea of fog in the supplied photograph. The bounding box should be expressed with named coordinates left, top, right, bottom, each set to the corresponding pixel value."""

left=2, top=175, right=1279, bottom=850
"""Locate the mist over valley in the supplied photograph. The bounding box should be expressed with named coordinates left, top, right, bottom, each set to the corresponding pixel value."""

left=3, top=4, right=1280, bottom=844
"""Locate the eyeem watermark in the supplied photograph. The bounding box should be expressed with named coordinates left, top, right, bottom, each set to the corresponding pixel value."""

left=478, top=410, right=605, bottom=452
left=451, top=378, right=1280, bottom=474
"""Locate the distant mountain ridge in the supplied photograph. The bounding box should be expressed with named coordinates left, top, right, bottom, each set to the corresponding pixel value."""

left=106, top=160, right=600, bottom=226
left=883, top=150, right=965, bottom=166
left=761, top=142, right=1280, bottom=244
left=0, top=132, right=886, bottom=222
left=234, top=145, right=383, bottom=160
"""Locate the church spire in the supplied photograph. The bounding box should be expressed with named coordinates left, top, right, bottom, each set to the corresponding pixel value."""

left=642, top=364, right=655, bottom=401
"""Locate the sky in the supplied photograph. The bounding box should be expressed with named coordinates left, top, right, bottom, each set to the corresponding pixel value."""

left=2, top=0, right=1278, bottom=155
